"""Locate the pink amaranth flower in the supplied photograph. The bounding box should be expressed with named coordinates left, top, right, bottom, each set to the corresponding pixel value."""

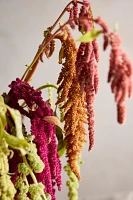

left=107, top=33, right=133, bottom=123
left=92, top=39, right=99, bottom=63
left=95, top=17, right=109, bottom=33
left=76, top=42, right=99, bottom=151
left=67, top=1, right=78, bottom=28
left=7, top=78, right=62, bottom=200
left=78, top=0, right=92, bottom=32
left=73, top=1, right=79, bottom=25
left=75, top=2, right=98, bottom=151
left=94, top=17, right=133, bottom=123
left=31, top=117, right=54, bottom=198
left=69, top=8, right=76, bottom=29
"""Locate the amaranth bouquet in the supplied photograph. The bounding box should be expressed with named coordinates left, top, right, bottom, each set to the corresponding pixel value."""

left=0, top=0, right=132, bottom=200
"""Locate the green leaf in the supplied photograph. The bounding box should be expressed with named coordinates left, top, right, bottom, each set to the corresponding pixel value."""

left=56, top=125, right=63, bottom=141
left=44, top=30, right=48, bottom=37
left=0, top=96, right=29, bottom=155
left=0, top=95, right=7, bottom=126
left=77, top=29, right=102, bottom=43
left=114, top=21, right=119, bottom=32
left=6, top=106, right=24, bottom=139
left=56, top=126, right=66, bottom=157
left=6, top=106, right=28, bottom=155
left=3, top=130, right=29, bottom=155
left=57, top=139, right=66, bottom=157
left=0, top=118, right=4, bottom=139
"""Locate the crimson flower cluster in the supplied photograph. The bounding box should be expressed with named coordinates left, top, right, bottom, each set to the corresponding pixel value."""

left=7, top=78, right=62, bottom=200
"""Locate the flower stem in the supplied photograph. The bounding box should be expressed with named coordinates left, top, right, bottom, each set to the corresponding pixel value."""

left=36, top=84, right=58, bottom=91
left=22, top=156, right=47, bottom=200
left=22, top=155, right=37, bottom=184
left=21, top=1, right=84, bottom=83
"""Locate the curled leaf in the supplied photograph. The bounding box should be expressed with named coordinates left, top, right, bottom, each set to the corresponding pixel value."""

left=6, top=105, right=28, bottom=155
left=77, top=29, right=102, bottom=43
left=58, top=47, right=64, bottom=64
left=6, top=106, right=24, bottom=140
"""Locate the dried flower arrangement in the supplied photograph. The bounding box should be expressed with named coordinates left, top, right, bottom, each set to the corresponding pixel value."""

left=0, top=0, right=132, bottom=200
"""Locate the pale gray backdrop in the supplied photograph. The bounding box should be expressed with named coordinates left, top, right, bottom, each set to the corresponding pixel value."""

left=0, top=0, right=133, bottom=199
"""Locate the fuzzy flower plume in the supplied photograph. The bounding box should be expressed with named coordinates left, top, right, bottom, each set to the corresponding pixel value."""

left=56, top=33, right=77, bottom=104
left=7, top=78, right=62, bottom=200
left=95, top=17, right=133, bottom=124
left=75, top=1, right=99, bottom=151
left=67, top=1, right=79, bottom=29
left=107, top=32, right=133, bottom=124
left=63, top=78, right=87, bottom=180
left=40, top=32, right=55, bottom=62
left=64, top=164, right=79, bottom=200
left=56, top=31, right=87, bottom=179
left=76, top=42, right=99, bottom=151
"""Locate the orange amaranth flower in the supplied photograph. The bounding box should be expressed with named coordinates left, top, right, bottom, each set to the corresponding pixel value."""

left=56, top=34, right=77, bottom=104
left=63, top=78, right=87, bottom=180
left=56, top=32, right=87, bottom=179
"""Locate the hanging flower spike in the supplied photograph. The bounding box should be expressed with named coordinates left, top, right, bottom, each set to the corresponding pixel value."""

left=74, top=1, right=100, bottom=151
left=117, top=103, right=126, bottom=124
left=76, top=43, right=99, bottom=151
left=95, top=17, right=109, bottom=33
left=30, top=117, right=54, bottom=198
left=55, top=29, right=87, bottom=179
left=64, top=164, right=79, bottom=200
left=56, top=33, right=77, bottom=104
left=63, top=77, right=87, bottom=180
left=92, top=39, right=99, bottom=63
left=69, top=8, right=76, bottom=29
left=7, top=78, right=62, bottom=200
left=94, top=17, right=109, bottom=52
left=94, top=17, right=133, bottom=123
left=78, top=0, right=91, bottom=32
left=73, top=1, right=79, bottom=25
left=107, top=32, right=133, bottom=123
left=40, top=31, right=55, bottom=63
left=67, top=1, right=79, bottom=29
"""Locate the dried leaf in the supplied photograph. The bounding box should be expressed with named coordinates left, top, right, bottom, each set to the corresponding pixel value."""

left=43, top=116, right=62, bottom=130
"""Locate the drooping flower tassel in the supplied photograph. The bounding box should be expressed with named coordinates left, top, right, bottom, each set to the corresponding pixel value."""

left=56, top=34, right=77, bottom=104
left=76, top=42, right=99, bottom=151
left=63, top=78, right=87, bottom=179
left=56, top=31, right=87, bottom=179
left=7, top=78, right=62, bottom=200
left=105, top=32, right=133, bottom=123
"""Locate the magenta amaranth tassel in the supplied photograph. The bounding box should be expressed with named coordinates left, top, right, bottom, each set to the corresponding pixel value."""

left=7, top=78, right=62, bottom=200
